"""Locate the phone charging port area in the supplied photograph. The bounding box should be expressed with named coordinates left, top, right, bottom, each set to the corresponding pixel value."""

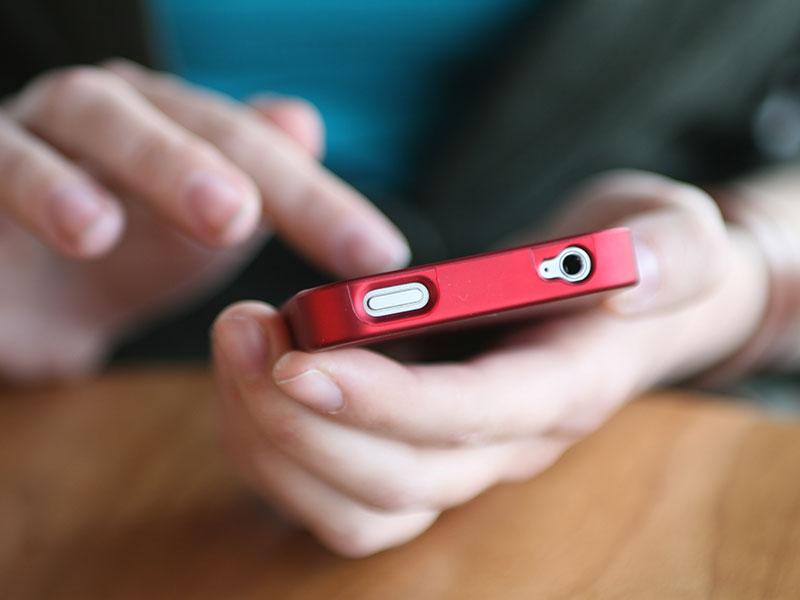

left=538, top=246, right=593, bottom=284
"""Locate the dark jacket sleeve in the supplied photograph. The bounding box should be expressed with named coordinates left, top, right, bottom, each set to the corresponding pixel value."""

left=414, top=0, right=800, bottom=256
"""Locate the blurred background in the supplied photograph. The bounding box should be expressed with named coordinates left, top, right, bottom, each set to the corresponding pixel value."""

left=1, top=0, right=799, bottom=378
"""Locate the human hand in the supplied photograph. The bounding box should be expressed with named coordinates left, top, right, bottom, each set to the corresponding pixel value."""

left=0, top=61, right=408, bottom=381
left=212, top=171, right=769, bottom=556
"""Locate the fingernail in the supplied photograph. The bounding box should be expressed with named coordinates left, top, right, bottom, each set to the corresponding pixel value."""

left=336, top=225, right=411, bottom=276
left=48, top=183, right=121, bottom=254
left=274, top=359, right=344, bottom=413
left=609, top=234, right=661, bottom=312
left=185, top=171, right=247, bottom=238
left=215, top=315, right=270, bottom=381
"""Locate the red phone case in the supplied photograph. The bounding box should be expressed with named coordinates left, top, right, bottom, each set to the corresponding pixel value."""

left=281, top=227, right=638, bottom=351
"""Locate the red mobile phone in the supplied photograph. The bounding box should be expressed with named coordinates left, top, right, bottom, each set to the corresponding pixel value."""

left=281, top=227, right=638, bottom=351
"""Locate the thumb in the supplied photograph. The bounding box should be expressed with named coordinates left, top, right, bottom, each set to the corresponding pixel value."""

left=560, top=171, right=729, bottom=315
left=212, top=301, right=291, bottom=387
left=248, top=95, right=325, bottom=159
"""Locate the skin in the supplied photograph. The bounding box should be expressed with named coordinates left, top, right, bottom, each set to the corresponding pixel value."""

left=212, top=172, right=771, bottom=557
left=0, top=61, right=773, bottom=557
left=0, top=60, right=409, bottom=381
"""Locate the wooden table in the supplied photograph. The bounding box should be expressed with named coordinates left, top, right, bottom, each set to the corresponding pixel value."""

left=1, top=367, right=799, bottom=599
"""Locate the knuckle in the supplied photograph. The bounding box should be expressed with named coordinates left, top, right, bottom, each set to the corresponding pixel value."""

left=206, top=116, right=253, bottom=158
left=440, top=423, right=487, bottom=447
left=320, top=520, right=390, bottom=558
left=430, top=410, right=490, bottom=447
left=128, top=133, right=176, bottom=174
left=17, top=66, right=127, bottom=130
left=364, top=478, right=430, bottom=512
left=557, top=407, right=608, bottom=437
left=429, top=479, right=483, bottom=509
left=272, top=177, right=331, bottom=224
left=259, top=175, right=338, bottom=239
left=684, top=186, right=721, bottom=219
left=46, top=66, right=123, bottom=108
left=129, top=132, right=213, bottom=178
left=406, top=476, right=478, bottom=510
left=504, top=445, right=566, bottom=482
left=358, top=450, right=441, bottom=512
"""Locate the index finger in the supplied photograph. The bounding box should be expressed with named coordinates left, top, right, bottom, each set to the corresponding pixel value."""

left=107, top=61, right=410, bottom=278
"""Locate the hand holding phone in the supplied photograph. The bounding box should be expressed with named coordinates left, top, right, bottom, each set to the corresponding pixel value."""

left=214, top=171, right=758, bottom=558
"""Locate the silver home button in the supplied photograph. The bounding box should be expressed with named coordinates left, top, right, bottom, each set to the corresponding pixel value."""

left=363, top=282, right=430, bottom=317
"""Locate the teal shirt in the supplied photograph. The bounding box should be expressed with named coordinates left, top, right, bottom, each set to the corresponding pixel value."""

left=147, top=0, right=536, bottom=197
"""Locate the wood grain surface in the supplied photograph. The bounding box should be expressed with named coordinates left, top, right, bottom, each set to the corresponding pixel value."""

left=0, top=367, right=799, bottom=599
